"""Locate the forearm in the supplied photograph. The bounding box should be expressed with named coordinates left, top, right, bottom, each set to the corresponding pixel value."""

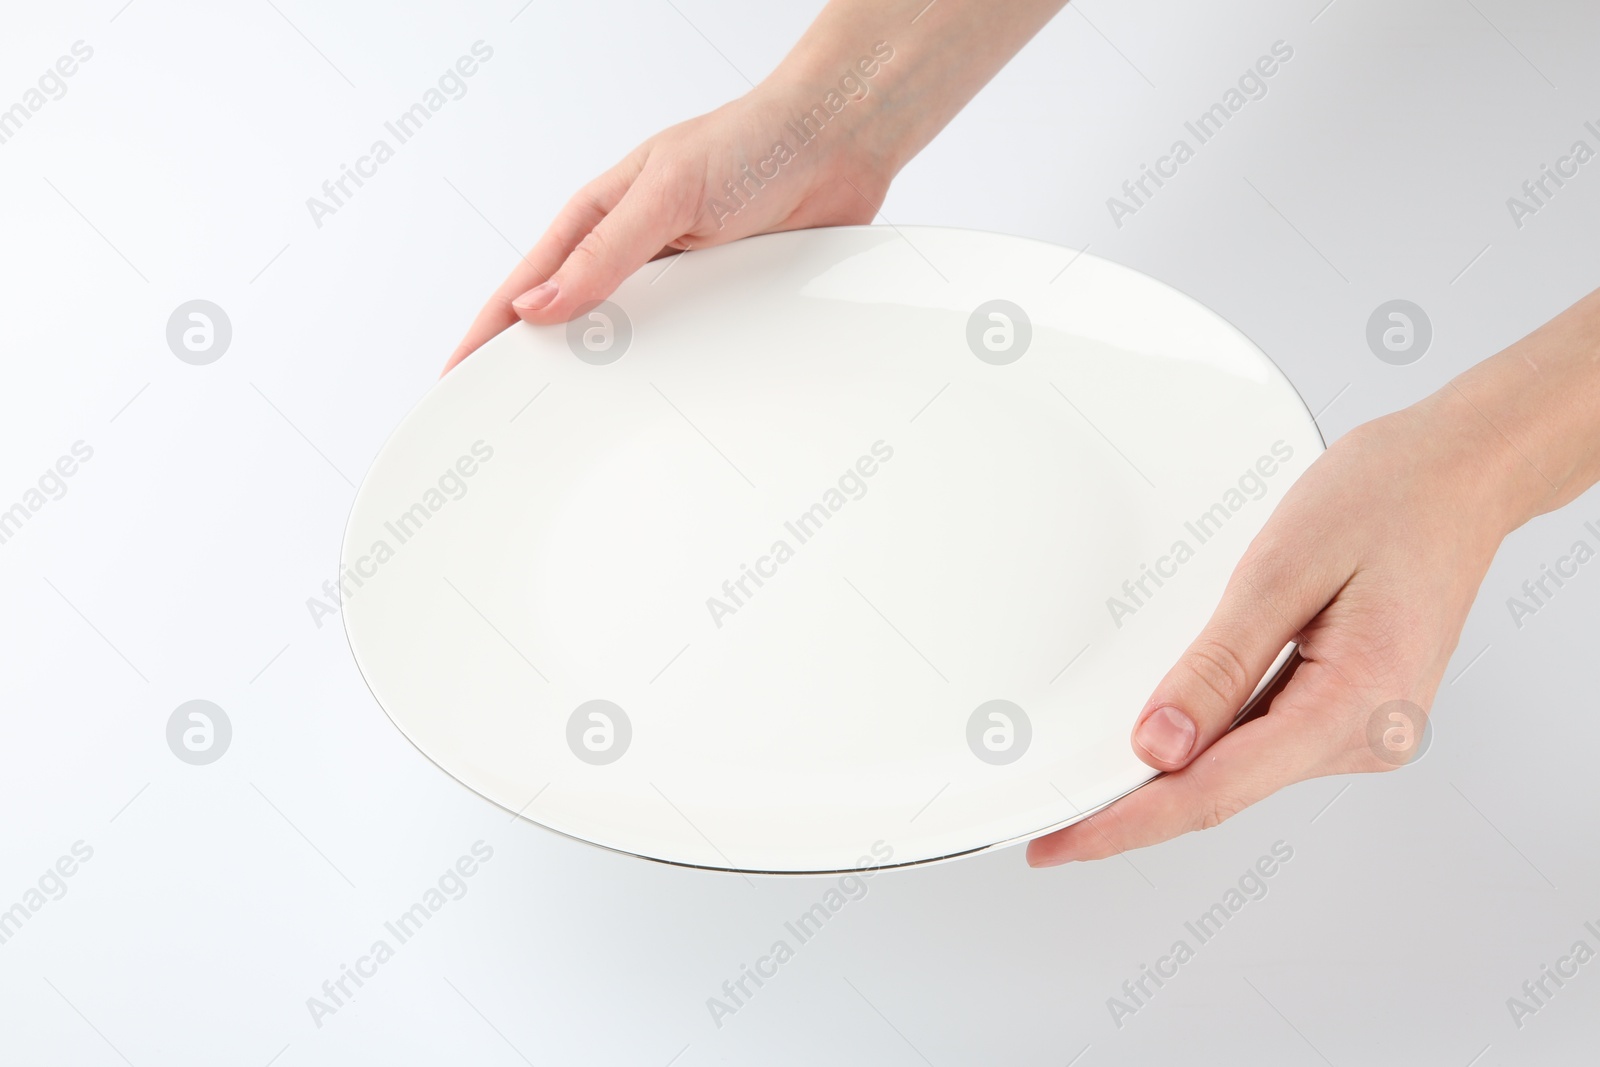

left=762, top=0, right=1069, bottom=177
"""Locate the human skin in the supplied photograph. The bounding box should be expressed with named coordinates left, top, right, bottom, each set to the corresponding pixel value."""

left=442, top=0, right=1069, bottom=371
left=1030, top=287, right=1600, bottom=863
left=442, top=1, right=1600, bottom=863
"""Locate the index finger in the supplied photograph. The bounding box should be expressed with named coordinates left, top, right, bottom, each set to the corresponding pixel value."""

left=442, top=164, right=634, bottom=374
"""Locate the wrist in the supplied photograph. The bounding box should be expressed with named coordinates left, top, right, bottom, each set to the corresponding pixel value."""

left=1439, top=294, right=1600, bottom=535
left=1415, top=367, right=1577, bottom=544
left=754, top=38, right=916, bottom=183
left=1378, top=392, right=1533, bottom=553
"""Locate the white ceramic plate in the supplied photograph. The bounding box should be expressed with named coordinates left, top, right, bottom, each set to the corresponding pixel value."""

left=343, top=225, right=1321, bottom=874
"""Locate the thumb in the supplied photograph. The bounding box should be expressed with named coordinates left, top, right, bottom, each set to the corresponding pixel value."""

left=511, top=182, right=686, bottom=325
left=1131, top=555, right=1326, bottom=772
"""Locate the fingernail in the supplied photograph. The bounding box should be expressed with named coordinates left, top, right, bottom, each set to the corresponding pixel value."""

left=512, top=280, right=558, bottom=312
left=1135, top=705, right=1196, bottom=765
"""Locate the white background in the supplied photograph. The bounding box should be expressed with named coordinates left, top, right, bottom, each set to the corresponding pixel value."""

left=2, top=0, right=1598, bottom=1063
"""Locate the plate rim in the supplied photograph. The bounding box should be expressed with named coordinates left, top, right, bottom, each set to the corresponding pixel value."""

left=340, top=223, right=1328, bottom=875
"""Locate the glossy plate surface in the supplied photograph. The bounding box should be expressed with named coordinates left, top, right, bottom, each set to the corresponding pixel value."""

left=343, top=226, right=1321, bottom=873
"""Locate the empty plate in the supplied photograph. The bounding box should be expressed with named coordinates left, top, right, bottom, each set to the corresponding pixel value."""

left=343, top=225, right=1321, bottom=873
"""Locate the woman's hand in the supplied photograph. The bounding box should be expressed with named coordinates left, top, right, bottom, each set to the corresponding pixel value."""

left=442, top=0, right=1073, bottom=374
left=1029, top=286, right=1600, bottom=865
left=1027, top=385, right=1560, bottom=865
left=442, top=87, right=891, bottom=373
